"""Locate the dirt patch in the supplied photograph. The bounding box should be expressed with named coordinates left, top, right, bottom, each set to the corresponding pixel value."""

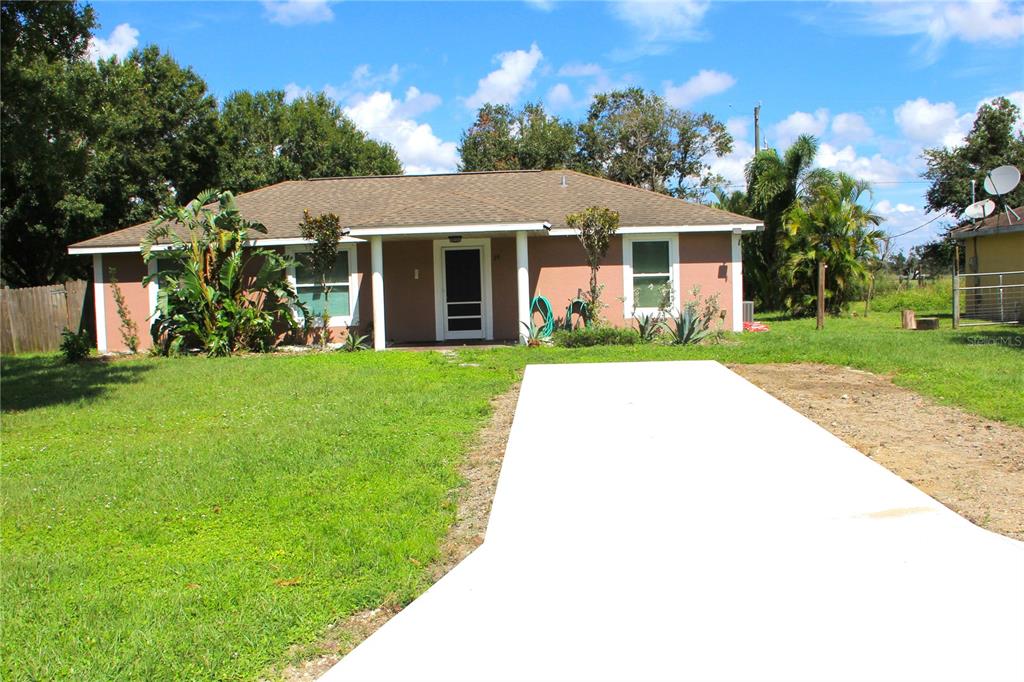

left=730, top=363, right=1024, bottom=541
left=266, top=383, right=520, bottom=681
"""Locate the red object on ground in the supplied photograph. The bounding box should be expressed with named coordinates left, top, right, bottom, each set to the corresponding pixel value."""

left=743, top=321, right=770, bottom=332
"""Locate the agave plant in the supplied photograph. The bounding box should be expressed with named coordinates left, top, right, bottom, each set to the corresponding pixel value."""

left=521, top=320, right=552, bottom=347
left=142, top=190, right=307, bottom=356
left=662, top=287, right=721, bottom=346
left=341, top=331, right=369, bottom=352
left=633, top=312, right=663, bottom=343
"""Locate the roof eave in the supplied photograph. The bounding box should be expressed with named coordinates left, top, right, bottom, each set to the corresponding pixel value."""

left=547, top=223, right=761, bottom=237
left=951, top=223, right=1024, bottom=240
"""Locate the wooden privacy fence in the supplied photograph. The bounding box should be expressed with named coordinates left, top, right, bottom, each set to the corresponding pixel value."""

left=0, top=280, right=93, bottom=354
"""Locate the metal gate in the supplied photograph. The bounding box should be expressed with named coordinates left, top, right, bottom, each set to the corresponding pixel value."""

left=953, top=270, right=1024, bottom=327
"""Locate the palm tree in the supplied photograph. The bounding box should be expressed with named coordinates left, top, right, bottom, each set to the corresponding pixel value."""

left=710, top=186, right=751, bottom=215
left=744, top=135, right=831, bottom=309
left=781, top=172, right=885, bottom=316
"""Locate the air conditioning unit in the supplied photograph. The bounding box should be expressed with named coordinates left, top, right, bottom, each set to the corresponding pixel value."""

left=742, top=301, right=754, bottom=324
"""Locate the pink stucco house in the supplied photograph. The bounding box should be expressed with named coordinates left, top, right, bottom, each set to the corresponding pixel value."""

left=68, top=169, right=761, bottom=351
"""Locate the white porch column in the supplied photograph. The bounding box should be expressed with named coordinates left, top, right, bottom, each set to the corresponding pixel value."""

left=731, top=229, right=743, bottom=332
left=92, top=254, right=107, bottom=352
left=515, top=230, right=530, bottom=343
left=370, top=236, right=386, bottom=350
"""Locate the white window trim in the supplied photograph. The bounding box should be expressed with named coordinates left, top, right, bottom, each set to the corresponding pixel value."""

left=285, top=245, right=360, bottom=328
left=147, top=258, right=158, bottom=320
left=146, top=255, right=186, bottom=321
left=622, top=234, right=680, bottom=319
left=432, top=238, right=494, bottom=342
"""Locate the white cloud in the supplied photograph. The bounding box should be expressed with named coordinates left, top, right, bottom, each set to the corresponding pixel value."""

left=876, top=200, right=916, bottom=215
left=344, top=89, right=457, bottom=175
left=893, top=98, right=963, bottom=146
left=663, top=69, right=735, bottom=108
left=546, top=83, right=575, bottom=110
left=351, top=64, right=400, bottom=90
left=465, top=43, right=544, bottom=109
left=725, top=116, right=749, bottom=141
left=87, top=23, right=139, bottom=62
left=771, top=108, right=830, bottom=147
left=852, top=1, right=1024, bottom=62
left=394, top=86, right=442, bottom=118
left=709, top=139, right=754, bottom=189
left=283, top=63, right=405, bottom=104
left=830, top=113, right=874, bottom=144
left=817, top=143, right=906, bottom=184
left=610, top=0, right=710, bottom=48
left=558, top=62, right=605, bottom=78
left=283, top=82, right=312, bottom=103
left=895, top=92, right=1024, bottom=149
left=262, top=0, right=333, bottom=26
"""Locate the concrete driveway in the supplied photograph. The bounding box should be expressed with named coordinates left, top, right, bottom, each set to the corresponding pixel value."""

left=323, top=361, right=1024, bottom=682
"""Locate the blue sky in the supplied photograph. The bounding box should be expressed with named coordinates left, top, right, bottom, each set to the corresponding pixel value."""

left=87, top=0, right=1024, bottom=251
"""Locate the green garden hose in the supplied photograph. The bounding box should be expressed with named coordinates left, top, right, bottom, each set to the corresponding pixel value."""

left=564, top=297, right=590, bottom=329
left=530, top=296, right=555, bottom=336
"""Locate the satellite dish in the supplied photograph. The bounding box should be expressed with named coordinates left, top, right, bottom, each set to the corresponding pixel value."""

left=983, top=165, right=1021, bottom=196
left=963, top=199, right=996, bottom=221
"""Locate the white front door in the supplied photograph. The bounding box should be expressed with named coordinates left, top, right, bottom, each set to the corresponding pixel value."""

left=441, top=246, right=485, bottom=340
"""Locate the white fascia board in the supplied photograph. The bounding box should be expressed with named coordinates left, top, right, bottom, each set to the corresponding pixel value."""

left=248, top=236, right=366, bottom=246
left=349, top=222, right=549, bottom=238
left=68, top=236, right=365, bottom=255
left=68, top=244, right=174, bottom=255
left=546, top=224, right=761, bottom=237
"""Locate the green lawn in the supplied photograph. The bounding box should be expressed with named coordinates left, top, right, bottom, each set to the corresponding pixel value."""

left=1, top=352, right=513, bottom=680
left=460, top=312, right=1024, bottom=426
left=2, top=311, right=1021, bottom=680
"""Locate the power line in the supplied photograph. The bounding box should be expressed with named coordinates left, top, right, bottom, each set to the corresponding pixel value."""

left=884, top=211, right=950, bottom=240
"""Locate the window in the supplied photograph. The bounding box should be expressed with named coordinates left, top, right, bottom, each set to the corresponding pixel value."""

left=147, top=254, right=184, bottom=318
left=156, top=257, right=182, bottom=276
left=624, top=236, right=679, bottom=315
left=289, top=248, right=357, bottom=325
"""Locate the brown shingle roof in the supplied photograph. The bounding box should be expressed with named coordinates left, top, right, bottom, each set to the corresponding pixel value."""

left=950, top=205, right=1024, bottom=239
left=69, top=169, right=760, bottom=249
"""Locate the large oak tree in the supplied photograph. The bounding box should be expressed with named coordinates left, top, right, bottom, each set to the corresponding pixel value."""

left=576, top=88, right=732, bottom=201
left=459, top=102, right=576, bottom=172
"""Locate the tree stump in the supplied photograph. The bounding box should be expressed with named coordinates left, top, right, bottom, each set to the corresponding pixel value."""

left=901, top=309, right=916, bottom=330
left=916, top=317, right=939, bottom=330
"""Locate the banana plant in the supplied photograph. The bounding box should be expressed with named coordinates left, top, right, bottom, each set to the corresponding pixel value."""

left=142, top=190, right=307, bottom=356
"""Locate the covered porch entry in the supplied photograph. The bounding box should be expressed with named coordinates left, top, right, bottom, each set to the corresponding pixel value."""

left=363, top=224, right=543, bottom=350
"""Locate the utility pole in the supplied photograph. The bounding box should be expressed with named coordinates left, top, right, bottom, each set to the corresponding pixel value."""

left=753, top=104, right=761, bottom=157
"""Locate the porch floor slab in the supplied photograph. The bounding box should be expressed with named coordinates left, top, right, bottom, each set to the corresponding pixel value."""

left=321, top=361, right=1024, bottom=682
left=391, top=340, right=516, bottom=351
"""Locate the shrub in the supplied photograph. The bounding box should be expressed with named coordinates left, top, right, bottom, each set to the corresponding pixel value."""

left=552, top=326, right=639, bottom=347
left=865, top=280, right=952, bottom=314
left=59, top=328, right=92, bottom=363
